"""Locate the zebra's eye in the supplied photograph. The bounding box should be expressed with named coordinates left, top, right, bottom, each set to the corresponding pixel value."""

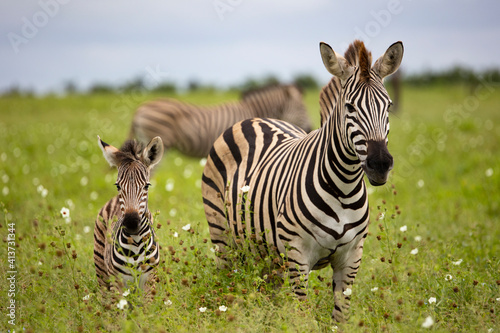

left=144, top=183, right=151, bottom=191
left=345, top=103, right=356, bottom=112
left=115, top=183, right=121, bottom=191
left=387, top=102, right=393, bottom=113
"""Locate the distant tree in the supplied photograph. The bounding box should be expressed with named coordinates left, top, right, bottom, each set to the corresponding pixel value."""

left=151, top=81, right=177, bottom=95
left=238, top=77, right=260, bottom=92
left=188, top=80, right=200, bottom=92
left=88, top=83, right=115, bottom=94
left=293, top=73, right=319, bottom=90
left=1, top=86, right=21, bottom=97
left=120, top=77, right=146, bottom=93
left=1, top=85, right=34, bottom=97
left=238, top=74, right=281, bottom=92
left=64, top=81, right=78, bottom=95
left=261, top=74, right=281, bottom=86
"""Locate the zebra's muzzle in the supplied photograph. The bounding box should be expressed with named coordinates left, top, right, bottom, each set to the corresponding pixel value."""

left=122, top=211, right=141, bottom=235
left=363, top=140, right=393, bottom=186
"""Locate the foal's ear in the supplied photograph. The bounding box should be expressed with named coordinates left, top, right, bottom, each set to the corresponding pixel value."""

left=98, top=135, right=120, bottom=167
left=142, top=136, right=164, bottom=169
left=320, top=42, right=354, bottom=83
left=372, top=41, right=404, bottom=79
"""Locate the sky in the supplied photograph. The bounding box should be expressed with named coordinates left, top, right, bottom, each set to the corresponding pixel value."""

left=1, top=0, right=500, bottom=94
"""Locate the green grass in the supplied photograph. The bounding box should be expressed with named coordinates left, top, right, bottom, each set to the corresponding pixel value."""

left=0, top=83, right=499, bottom=332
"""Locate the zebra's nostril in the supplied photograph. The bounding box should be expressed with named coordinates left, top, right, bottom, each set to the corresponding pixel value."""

left=123, top=211, right=141, bottom=233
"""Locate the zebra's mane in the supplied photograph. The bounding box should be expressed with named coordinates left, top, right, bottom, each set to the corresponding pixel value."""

left=115, top=140, right=145, bottom=165
left=240, top=84, right=300, bottom=101
left=344, top=40, right=373, bottom=83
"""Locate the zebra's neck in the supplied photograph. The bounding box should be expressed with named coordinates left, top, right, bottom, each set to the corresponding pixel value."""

left=317, top=79, right=365, bottom=196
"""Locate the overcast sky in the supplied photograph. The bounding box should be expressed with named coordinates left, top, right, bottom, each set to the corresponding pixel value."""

left=1, top=0, right=500, bottom=93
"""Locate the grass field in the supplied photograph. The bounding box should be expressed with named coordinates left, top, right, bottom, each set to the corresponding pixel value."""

left=1, top=82, right=499, bottom=332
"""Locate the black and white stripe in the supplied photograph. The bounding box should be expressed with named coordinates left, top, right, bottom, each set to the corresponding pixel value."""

left=130, top=84, right=312, bottom=158
left=94, top=136, right=163, bottom=293
left=202, top=40, right=403, bottom=321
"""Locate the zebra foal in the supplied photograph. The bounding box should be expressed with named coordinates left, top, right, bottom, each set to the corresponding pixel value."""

left=202, top=40, right=403, bottom=321
left=94, top=136, right=163, bottom=294
left=129, top=84, right=312, bottom=158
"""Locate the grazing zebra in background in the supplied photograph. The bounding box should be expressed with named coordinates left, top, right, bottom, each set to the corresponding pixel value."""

left=94, top=136, right=163, bottom=294
left=202, top=40, right=403, bottom=321
left=129, top=84, right=312, bottom=158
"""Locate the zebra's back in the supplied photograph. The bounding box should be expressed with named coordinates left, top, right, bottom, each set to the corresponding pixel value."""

left=131, top=98, right=250, bottom=158
left=130, top=85, right=311, bottom=158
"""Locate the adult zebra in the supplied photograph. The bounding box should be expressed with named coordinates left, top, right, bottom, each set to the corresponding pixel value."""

left=94, top=136, right=163, bottom=294
left=129, top=84, right=312, bottom=158
left=202, top=40, right=403, bottom=321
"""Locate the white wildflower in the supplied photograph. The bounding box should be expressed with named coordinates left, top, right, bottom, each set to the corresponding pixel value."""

left=182, top=223, right=191, bottom=231
left=2, top=186, right=8, bottom=196
left=343, top=288, right=352, bottom=296
left=60, top=207, right=70, bottom=219
left=90, top=191, right=98, bottom=201
left=169, top=208, right=177, bottom=217
left=41, top=188, right=48, bottom=198
left=399, top=225, right=407, bottom=232
left=219, top=305, right=227, bottom=312
left=116, top=299, right=128, bottom=310
left=80, top=176, right=88, bottom=186
left=414, top=236, right=422, bottom=242
left=199, top=158, right=207, bottom=167
left=428, top=297, right=436, bottom=304
left=164, top=299, right=172, bottom=306
left=65, top=199, right=75, bottom=210
left=331, top=326, right=339, bottom=332
left=417, top=179, right=425, bottom=188
left=199, top=307, right=207, bottom=313
left=445, top=274, right=453, bottom=281
left=183, top=168, right=193, bottom=179
left=82, top=294, right=91, bottom=301
left=83, top=226, right=91, bottom=234
left=371, top=287, right=378, bottom=292
left=452, top=259, right=463, bottom=266
left=122, top=289, right=130, bottom=297
left=173, top=232, right=179, bottom=238
left=241, top=185, right=250, bottom=193
left=485, top=168, right=493, bottom=177
left=421, top=316, right=434, bottom=328
left=165, top=179, right=174, bottom=192
left=410, top=248, right=419, bottom=255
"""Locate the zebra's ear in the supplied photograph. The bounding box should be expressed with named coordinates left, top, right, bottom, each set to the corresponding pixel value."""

left=142, top=136, right=164, bottom=169
left=372, top=41, right=404, bottom=79
left=98, top=135, right=120, bottom=167
left=320, top=42, right=354, bottom=82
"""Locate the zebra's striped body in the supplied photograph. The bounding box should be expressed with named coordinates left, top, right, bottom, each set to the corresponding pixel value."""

left=94, top=136, right=163, bottom=293
left=130, top=84, right=311, bottom=158
left=202, top=40, right=403, bottom=321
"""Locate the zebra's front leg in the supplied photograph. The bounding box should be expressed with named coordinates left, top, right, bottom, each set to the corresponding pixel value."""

left=285, top=252, right=311, bottom=301
left=330, top=238, right=366, bottom=322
